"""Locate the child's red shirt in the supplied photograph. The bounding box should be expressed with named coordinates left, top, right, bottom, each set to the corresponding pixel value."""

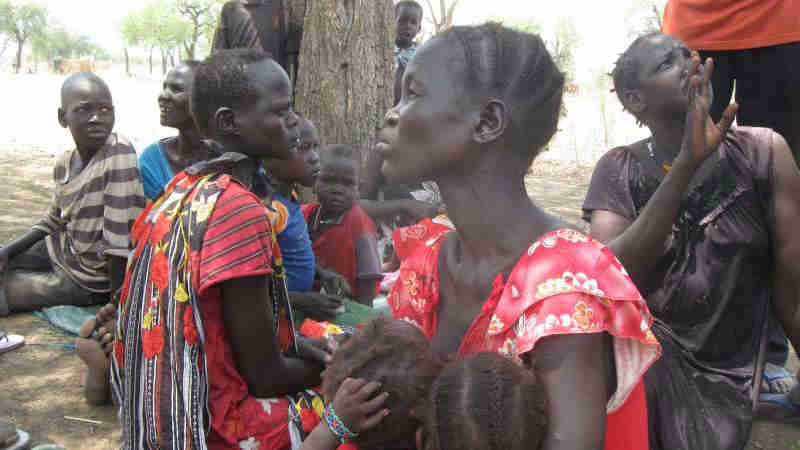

left=301, top=202, right=382, bottom=299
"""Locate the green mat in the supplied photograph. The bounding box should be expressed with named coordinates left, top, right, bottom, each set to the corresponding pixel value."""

left=293, top=298, right=390, bottom=329
left=34, top=305, right=101, bottom=336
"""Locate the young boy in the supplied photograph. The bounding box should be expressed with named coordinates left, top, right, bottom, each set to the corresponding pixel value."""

left=394, top=0, right=423, bottom=105
left=302, top=144, right=382, bottom=305
left=111, top=49, right=332, bottom=449
left=0, top=72, right=144, bottom=316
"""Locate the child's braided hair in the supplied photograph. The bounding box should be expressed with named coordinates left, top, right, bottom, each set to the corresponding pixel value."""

left=322, top=317, right=444, bottom=449
left=435, top=23, right=565, bottom=163
left=422, top=352, right=548, bottom=450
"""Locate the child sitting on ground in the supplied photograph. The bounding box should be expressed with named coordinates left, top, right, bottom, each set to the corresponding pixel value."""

left=299, top=318, right=548, bottom=450
left=302, top=145, right=382, bottom=305
left=0, top=72, right=145, bottom=316
left=263, top=115, right=347, bottom=319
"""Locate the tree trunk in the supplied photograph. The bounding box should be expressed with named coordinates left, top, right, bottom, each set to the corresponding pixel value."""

left=14, top=39, right=24, bottom=74
left=124, top=48, right=131, bottom=76
left=149, top=47, right=154, bottom=74
left=293, top=0, right=395, bottom=172
left=161, top=48, right=168, bottom=74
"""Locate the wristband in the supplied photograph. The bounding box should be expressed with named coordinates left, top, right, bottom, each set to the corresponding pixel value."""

left=324, top=403, right=359, bottom=443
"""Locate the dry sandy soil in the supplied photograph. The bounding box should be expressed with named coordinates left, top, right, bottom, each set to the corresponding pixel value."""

left=1, top=71, right=799, bottom=449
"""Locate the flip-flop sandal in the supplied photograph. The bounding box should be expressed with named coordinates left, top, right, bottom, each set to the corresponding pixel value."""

left=761, top=363, right=795, bottom=393
left=0, top=423, right=30, bottom=450
left=758, top=392, right=800, bottom=423
left=0, top=331, right=25, bottom=355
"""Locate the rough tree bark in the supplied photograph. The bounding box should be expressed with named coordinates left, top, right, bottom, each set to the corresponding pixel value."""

left=292, top=0, right=395, bottom=166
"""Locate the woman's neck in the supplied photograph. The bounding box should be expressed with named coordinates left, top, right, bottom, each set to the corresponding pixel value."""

left=649, top=118, right=685, bottom=162
left=436, top=158, right=553, bottom=269
left=175, top=126, right=204, bottom=157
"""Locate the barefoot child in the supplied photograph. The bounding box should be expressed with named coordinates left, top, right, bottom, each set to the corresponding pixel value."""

left=302, top=145, right=382, bottom=305
left=0, top=72, right=144, bottom=316
left=139, top=61, right=213, bottom=201
left=111, top=49, right=333, bottom=449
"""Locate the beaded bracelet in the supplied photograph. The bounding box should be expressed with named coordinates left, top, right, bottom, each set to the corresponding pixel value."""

left=324, top=403, right=359, bottom=443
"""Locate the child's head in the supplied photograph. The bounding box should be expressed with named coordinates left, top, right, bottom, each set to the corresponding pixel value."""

left=323, top=317, right=443, bottom=450
left=315, top=144, right=361, bottom=216
left=612, top=32, right=692, bottom=126
left=378, top=23, right=564, bottom=186
left=264, top=115, right=321, bottom=187
left=191, top=49, right=299, bottom=160
left=395, top=1, right=423, bottom=48
left=419, top=352, right=548, bottom=450
left=59, top=72, right=114, bottom=153
left=159, top=60, right=200, bottom=130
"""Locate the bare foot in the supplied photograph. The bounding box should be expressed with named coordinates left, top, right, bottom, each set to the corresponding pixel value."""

left=76, top=303, right=116, bottom=406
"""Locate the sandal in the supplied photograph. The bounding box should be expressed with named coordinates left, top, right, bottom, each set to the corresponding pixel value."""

left=0, top=331, right=24, bottom=355
left=761, top=363, right=795, bottom=393
left=0, top=421, right=30, bottom=450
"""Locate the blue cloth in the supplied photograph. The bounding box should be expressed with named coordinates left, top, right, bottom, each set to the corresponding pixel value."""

left=272, top=192, right=315, bottom=292
left=138, top=140, right=175, bottom=201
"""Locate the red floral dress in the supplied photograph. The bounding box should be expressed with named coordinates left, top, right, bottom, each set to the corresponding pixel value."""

left=390, top=220, right=662, bottom=450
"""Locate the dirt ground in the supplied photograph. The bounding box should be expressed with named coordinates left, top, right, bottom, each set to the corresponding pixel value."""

left=1, top=71, right=799, bottom=448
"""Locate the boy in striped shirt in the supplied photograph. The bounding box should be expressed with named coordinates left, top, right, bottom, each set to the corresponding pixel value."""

left=0, top=72, right=144, bottom=317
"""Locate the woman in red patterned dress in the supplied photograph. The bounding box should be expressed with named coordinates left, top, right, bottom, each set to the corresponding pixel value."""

left=376, top=22, right=729, bottom=449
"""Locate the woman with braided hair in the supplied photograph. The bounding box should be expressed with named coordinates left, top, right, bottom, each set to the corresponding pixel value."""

left=377, top=22, right=663, bottom=449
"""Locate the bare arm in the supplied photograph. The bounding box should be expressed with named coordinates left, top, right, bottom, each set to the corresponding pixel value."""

left=221, top=274, right=323, bottom=398
left=354, top=278, right=378, bottom=305
left=770, top=134, right=800, bottom=355
left=534, top=333, right=612, bottom=450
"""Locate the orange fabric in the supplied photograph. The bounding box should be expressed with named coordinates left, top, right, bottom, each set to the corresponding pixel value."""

left=663, top=0, right=800, bottom=50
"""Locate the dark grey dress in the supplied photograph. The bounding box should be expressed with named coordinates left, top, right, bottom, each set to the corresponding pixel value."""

left=583, top=127, right=780, bottom=450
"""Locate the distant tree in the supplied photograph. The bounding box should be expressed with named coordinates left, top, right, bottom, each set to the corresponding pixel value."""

left=505, top=18, right=579, bottom=82
left=0, top=0, right=48, bottom=73
left=626, top=0, right=665, bottom=38
left=174, top=0, right=223, bottom=60
left=120, top=11, right=144, bottom=76
left=421, top=0, right=461, bottom=34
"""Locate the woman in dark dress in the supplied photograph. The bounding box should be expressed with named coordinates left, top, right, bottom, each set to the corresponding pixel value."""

left=583, top=32, right=800, bottom=450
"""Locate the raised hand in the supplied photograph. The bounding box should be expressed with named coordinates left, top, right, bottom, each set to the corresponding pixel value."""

left=679, top=52, right=738, bottom=168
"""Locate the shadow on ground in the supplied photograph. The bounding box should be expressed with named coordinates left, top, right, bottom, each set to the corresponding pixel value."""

left=1, top=152, right=798, bottom=448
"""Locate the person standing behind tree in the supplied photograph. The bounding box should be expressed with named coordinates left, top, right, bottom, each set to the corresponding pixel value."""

left=212, top=0, right=303, bottom=87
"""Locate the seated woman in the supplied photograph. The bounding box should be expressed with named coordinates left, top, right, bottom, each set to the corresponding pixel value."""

left=379, top=23, right=663, bottom=449
left=583, top=32, right=800, bottom=449
left=138, top=60, right=212, bottom=202
left=112, top=50, right=332, bottom=450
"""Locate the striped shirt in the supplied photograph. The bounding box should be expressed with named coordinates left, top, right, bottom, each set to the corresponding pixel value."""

left=33, top=133, right=145, bottom=293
